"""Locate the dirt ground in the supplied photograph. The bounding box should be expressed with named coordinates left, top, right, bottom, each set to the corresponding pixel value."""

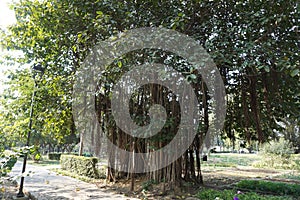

left=91, top=166, right=299, bottom=200
left=0, top=178, right=23, bottom=200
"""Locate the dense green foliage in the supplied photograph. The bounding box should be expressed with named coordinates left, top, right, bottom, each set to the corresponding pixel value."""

left=60, top=155, right=99, bottom=178
left=196, top=189, right=293, bottom=200
left=236, top=180, right=300, bottom=197
left=0, top=67, right=78, bottom=153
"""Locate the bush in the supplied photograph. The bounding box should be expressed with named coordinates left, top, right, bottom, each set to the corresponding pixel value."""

left=60, top=155, right=99, bottom=178
left=196, top=189, right=293, bottom=200
left=236, top=180, right=300, bottom=197
left=48, top=153, right=61, bottom=160
left=253, top=138, right=297, bottom=169
left=261, top=138, right=294, bottom=158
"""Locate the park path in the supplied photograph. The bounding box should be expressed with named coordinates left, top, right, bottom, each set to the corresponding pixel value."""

left=10, top=161, right=139, bottom=200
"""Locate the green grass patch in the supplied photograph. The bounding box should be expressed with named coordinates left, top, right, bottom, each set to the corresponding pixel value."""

left=27, top=159, right=60, bottom=167
left=236, top=180, right=300, bottom=197
left=204, top=163, right=237, bottom=168
left=51, top=168, right=104, bottom=183
left=276, top=173, right=300, bottom=181
left=196, top=189, right=294, bottom=200
left=204, top=153, right=258, bottom=167
left=252, top=155, right=300, bottom=170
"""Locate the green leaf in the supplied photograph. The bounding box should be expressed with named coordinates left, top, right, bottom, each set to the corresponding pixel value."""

left=264, top=66, right=270, bottom=72
left=290, top=68, right=299, bottom=77
left=189, top=74, right=197, bottom=79
left=117, top=61, right=122, bottom=68
left=96, top=11, right=103, bottom=17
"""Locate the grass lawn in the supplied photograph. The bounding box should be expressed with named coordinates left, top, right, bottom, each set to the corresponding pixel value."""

left=198, top=153, right=299, bottom=200
left=203, top=153, right=259, bottom=167
left=26, top=158, right=60, bottom=168
left=276, top=172, right=300, bottom=181
left=196, top=188, right=295, bottom=200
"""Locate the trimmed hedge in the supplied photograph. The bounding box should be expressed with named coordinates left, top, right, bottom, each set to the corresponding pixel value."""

left=60, top=155, right=99, bottom=178
left=48, top=153, right=61, bottom=160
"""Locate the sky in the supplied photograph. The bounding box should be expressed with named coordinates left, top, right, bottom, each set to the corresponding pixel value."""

left=0, top=0, right=17, bottom=92
left=0, top=0, right=16, bottom=28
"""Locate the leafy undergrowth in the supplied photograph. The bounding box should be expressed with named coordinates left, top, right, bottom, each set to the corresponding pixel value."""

left=196, top=189, right=294, bottom=200
left=236, top=180, right=300, bottom=197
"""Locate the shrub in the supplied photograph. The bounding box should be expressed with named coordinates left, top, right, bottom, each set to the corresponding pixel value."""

left=261, top=138, right=294, bottom=158
left=48, top=153, right=61, bottom=160
left=236, top=180, right=300, bottom=197
left=253, top=138, right=297, bottom=169
left=60, top=155, right=99, bottom=178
